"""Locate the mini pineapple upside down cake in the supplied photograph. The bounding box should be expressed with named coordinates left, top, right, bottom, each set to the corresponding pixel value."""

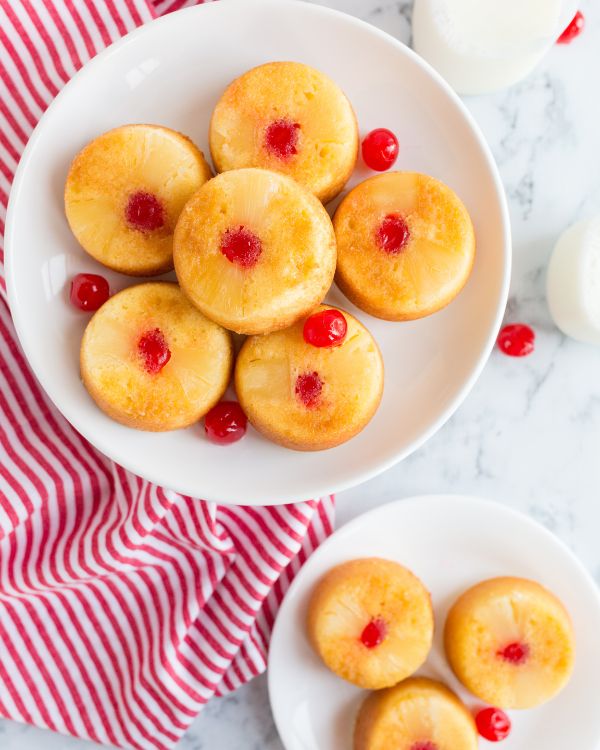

left=209, top=61, right=358, bottom=204
left=234, top=305, right=383, bottom=451
left=80, top=283, right=233, bottom=431
left=65, top=124, right=212, bottom=275
left=173, top=168, right=336, bottom=336
left=354, top=677, right=478, bottom=750
left=334, top=172, right=476, bottom=320
left=306, top=558, right=434, bottom=689
left=444, top=576, right=576, bottom=709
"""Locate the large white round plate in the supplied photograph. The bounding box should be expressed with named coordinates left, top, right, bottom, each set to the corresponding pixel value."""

left=5, top=1, right=510, bottom=505
left=268, top=495, right=600, bottom=749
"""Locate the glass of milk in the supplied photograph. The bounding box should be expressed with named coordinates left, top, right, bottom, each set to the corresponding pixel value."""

left=412, top=0, right=579, bottom=95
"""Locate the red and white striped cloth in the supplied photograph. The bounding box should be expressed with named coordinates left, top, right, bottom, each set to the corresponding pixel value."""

left=0, top=2, right=335, bottom=748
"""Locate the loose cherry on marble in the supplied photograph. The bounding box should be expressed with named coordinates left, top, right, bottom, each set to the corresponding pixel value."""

left=303, top=309, right=348, bottom=348
left=125, top=191, right=165, bottom=232
left=204, top=401, right=248, bottom=445
left=264, top=118, right=301, bottom=159
left=221, top=225, right=262, bottom=268
left=295, top=371, right=323, bottom=408
left=362, top=128, right=399, bottom=171
left=376, top=214, right=411, bottom=254
left=70, top=273, right=110, bottom=312
left=557, top=11, right=585, bottom=44
left=497, top=324, right=535, bottom=357
left=498, top=641, right=530, bottom=665
left=475, top=707, right=512, bottom=742
left=137, top=328, right=171, bottom=374
left=360, top=618, right=387, bottom=649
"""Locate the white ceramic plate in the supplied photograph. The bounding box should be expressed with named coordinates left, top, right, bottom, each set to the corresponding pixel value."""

left=268, top=495, right=600, bottom=750
left=5, top=0, right=510, bottom=505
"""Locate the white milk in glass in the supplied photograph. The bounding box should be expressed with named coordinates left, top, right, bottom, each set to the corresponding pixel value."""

left=412, top=0, right=575, bottom=95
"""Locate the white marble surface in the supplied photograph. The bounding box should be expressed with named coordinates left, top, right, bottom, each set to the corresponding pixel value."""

left=2, top=1, right=600, bottom=748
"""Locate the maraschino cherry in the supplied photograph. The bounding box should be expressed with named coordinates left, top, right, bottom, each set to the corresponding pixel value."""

left=360, top=618, right=387, bottom=649
left=557, top=11, right=585, bottom=44
left=303, top=309, right=347, bottom=347
left=125, top=191, right=165, bottom=232
left=497, top=324, right=535, bottom=357
left=362, top=128, right=399, bottom=171
left=265, top=119, right=300, bottom=159
left=498, top=641, right=530, bottom=665
left=70, top=273, right=110, bottom=312
left=475, top=707, right=511, bottom=742
left=138, top=328, right=171, bottom=374
left=377, top=214, right=410, bottom=253
left=205, top=401, right=247, bottom=445
left=221, top=226, right=262, bottom=268
left=295, top=372, right=323, bottom=408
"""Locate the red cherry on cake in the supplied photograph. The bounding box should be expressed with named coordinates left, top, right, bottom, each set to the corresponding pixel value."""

left=220, top=225, right=262, bottom=268
left=377, top=214, right=411, bottom=254
left=475, top=707, right=511, bottom=742
left=303, top=309, right=348, bottom=347
left=557, top=11, right=584, bottom=44
left=362, top=128, right=399, bottom=171
left=498, top=641, right=529, bottom=665
left=138, top=328, right=171, bottom=374
left=205, top=401, right=248, bottom=445
left=295, top=371, right=323, bottom=408
left=265, top=118, right=301, bottom=159
left=411, top=743, right=438, bottom=750
left=70, top=273, right=110, bottom=312
left=125, top=191, right=165, bottom=232
left=497, top=324, right=535, bottom=357
left=360, top=618, right=387, bottom=649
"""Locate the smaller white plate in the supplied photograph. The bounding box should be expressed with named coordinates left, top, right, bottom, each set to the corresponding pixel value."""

left=268, top=495, right=600, bottom=750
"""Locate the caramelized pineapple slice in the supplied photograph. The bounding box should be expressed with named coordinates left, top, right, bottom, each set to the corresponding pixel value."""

left=65, top=125, right=212, bottom=275
left=444, top=577, right=576, bottom=708
left=306, top=559, right=433, bottom=690
left=235, top=305, right=383, bottom=451
left=80, top=282, right=233, bottom=431
left=334, top=171, right=476, bottom=320
left=173, top=169, right=336, bottom=335
left=354, top=678, right=478, bottom=750
left=209, top=62, right=358, bottom=203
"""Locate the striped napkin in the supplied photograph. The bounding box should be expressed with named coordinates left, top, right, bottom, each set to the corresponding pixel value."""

left=0, top=2, right=335, bottom=748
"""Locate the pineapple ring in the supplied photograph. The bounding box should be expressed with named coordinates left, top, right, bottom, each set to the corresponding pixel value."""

left=306, top=558, right=433, bottom=688
left=334, top=172, right=476, bottom=320
left=65, top=125, right=212, bottom=276
left=354, top=677, right=478, bottom=750
left=173, top=169, right=337, bottom=336
left=444, top=577, right=576, bottom=709
left=80, top=282, right=233, bottom=431
left=235, top=306, right=383, bottom=451
left=209, top=62, right=358, bottom=204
